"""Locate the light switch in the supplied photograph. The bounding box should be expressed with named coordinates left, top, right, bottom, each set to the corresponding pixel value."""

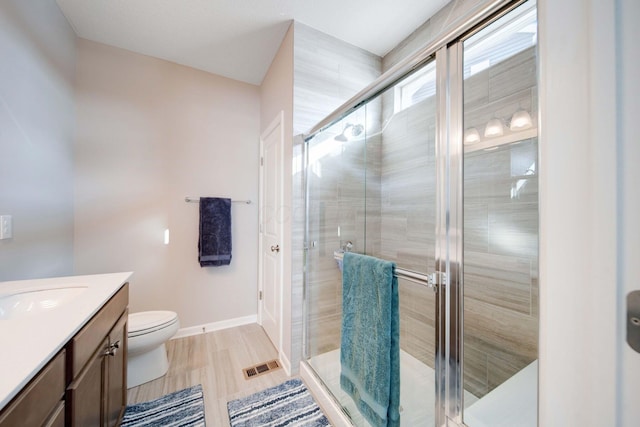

left=0, top=215, right=12, bottom=239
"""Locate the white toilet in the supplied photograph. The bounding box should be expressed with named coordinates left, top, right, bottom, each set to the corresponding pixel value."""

left=127, top=310, right=180, bottom=388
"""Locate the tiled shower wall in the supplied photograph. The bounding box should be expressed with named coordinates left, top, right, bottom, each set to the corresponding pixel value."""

left=292, top=23, right=382, bottom=135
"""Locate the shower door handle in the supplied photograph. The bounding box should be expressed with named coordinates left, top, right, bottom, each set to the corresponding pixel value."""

left=271, top=245, right=280, bottom=253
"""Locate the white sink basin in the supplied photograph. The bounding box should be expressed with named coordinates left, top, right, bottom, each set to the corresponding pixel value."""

left=0, top=286, right=88, bottom=320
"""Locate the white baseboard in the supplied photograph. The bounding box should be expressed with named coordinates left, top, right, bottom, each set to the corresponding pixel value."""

left=171, top=314, right=257, bottom=340
left=300, top=361, right=352, bottom=427
left=279, top=350, right=292, bottom=376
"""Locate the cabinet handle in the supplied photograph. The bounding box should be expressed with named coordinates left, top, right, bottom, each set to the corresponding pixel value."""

left=104, top=341, right=120, bottom=357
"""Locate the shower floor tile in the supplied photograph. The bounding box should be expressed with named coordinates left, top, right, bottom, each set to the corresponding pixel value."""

left=308, top=349, right=478, bottom=426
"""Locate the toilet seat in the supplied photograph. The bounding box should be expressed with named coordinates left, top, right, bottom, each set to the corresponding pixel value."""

left=128, top=311, right=178, bottom=337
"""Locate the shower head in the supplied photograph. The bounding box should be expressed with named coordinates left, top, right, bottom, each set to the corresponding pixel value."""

left=335, top=123, right=364, bottom=142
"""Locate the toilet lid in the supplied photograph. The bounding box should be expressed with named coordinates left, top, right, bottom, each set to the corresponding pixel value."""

left=129, top=311, right=178, bottom=335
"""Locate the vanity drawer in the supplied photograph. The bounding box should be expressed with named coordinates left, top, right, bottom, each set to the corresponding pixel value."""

left=69, top=283, right=129, bottom=379
left=0, top=349, right=65, bottom=427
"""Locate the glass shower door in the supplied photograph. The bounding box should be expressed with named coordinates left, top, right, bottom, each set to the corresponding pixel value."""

left=373, top=59, right=439, bottom=426
left=304, top=57, right=441, bottom=426
left=302, top=3, right=540, bottom=426
left=460, top=3, right=539, bottom=426
left=304, top=108, right=370, bottom=425
left=305, top=109, right=367, bottom=373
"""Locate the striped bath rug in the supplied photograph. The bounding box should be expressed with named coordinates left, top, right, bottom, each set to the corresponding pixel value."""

left=227, top=378, right=330, bottom=426
left=121, top=384, right=205, bottom=427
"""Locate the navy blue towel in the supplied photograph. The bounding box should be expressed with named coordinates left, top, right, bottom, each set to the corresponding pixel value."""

left=198, top=197, right=232, bottom=267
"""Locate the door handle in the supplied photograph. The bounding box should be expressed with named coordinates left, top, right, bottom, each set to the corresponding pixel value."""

left=270, top=245, right=280, bottom=253
left=627, top=290, right=640, bottom=353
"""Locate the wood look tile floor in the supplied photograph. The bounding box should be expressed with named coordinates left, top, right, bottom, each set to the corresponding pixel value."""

left=127, top=323, right=290, bottom=427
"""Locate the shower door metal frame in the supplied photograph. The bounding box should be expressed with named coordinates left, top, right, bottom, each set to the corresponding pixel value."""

left=434, top=45, right=448, bottom=427
left=434, top=41, right=465, bottom=427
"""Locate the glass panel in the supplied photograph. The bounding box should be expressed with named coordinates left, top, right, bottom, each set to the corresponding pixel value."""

left=381, top=61, right=437, bottom=276
left=462, top=3, right=539, bottom=426
left=377, top=60, right=438, bottom=426
left=305, top=109, right=366, bottom=363
left=304, top=58, right=438, bottom=426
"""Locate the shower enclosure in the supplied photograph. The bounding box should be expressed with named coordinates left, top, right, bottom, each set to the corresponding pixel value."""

left=302, top=1, right=538, bottom=426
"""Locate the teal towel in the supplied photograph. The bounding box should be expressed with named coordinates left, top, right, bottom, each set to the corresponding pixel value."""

left=340, top=252, right=400, bottom=427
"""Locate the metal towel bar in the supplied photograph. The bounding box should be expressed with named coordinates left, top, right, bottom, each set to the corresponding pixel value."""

left=185, top=197, right=251, bottom=204
left=333, top=251, right=439, bottom=291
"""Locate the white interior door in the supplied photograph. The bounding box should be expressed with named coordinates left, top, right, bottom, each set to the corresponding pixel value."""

left=259, top=112, right=284, bottom=350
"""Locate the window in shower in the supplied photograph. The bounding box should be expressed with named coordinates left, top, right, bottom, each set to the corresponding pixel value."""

left=394, top=62, right=437, bottom=113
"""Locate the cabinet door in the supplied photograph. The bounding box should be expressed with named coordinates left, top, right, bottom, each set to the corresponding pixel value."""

left=0, top=351, right=65, bottom=427
left=43, top=402, right=65, bottom=427
left=67, top=339, right=107, bottom=427
left=106, top=312, right=127, bottom=427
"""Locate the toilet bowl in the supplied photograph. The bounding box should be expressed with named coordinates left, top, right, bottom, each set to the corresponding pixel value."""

left=127, top=310, right=179, bottom=388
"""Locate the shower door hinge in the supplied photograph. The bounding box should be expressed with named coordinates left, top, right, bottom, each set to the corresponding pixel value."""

left=260, top=157, right=264, bottom=166
left=259, top=291, right=263, bottom=300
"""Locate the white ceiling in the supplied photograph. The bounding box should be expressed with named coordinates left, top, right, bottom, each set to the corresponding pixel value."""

left=56, top=0, right=450, bottom=86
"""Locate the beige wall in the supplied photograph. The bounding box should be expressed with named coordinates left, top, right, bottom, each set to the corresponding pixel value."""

left=74, top=40, right=261, bottom=328
left=259, top=24, right=295, bottom=371
left=0, top=0, right=76, bottom=281
left=261, top=24, right=294, bottom=133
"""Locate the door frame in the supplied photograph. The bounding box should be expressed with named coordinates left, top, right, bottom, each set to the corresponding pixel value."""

left=258, top=111, right=285, bottom=354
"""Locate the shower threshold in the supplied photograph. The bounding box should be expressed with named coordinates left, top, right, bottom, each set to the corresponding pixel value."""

left=305, top=349, right=478, bottom=426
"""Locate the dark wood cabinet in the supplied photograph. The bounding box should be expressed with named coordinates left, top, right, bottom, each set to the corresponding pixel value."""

left=66, top=339, right=106, bottom=427
left=45, top=402, right=66, bottom=427
left=0, top=283, right=129, bottom=427
left=106, top=313, right=127, bottom=427
left=67, top=284, right=129, bottom=427
left=0, top=350, right=65, bottom=427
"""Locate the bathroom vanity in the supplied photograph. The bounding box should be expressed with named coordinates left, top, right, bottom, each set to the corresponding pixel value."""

left=0, top=272, right=132, bottom=427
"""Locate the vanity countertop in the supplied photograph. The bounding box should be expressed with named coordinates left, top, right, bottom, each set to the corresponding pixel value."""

left=0, top=272, right=132, bottom=410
